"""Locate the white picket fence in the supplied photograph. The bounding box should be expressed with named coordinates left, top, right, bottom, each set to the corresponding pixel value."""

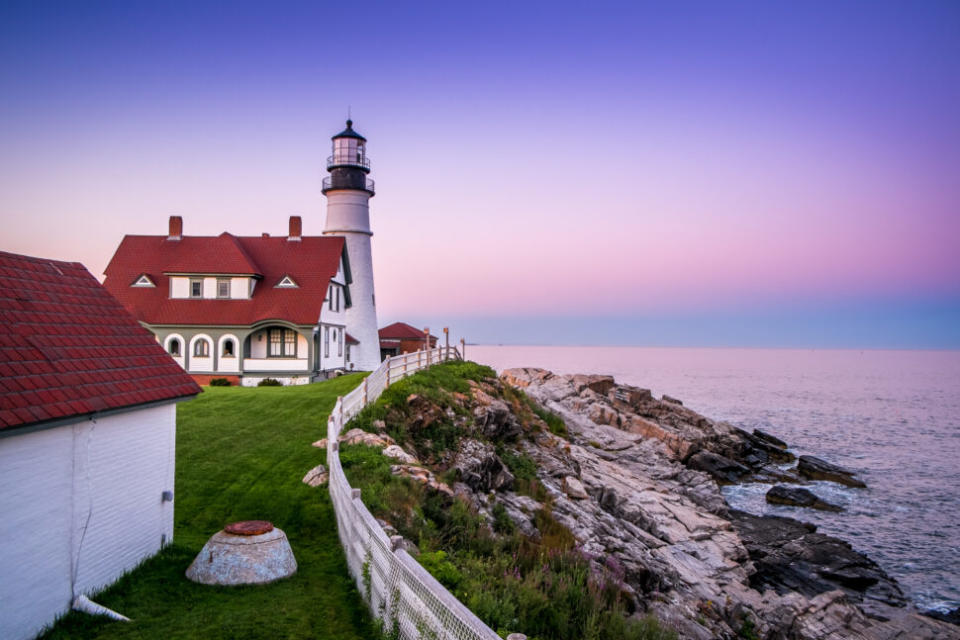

left=326, top=347, right=501, bottom=640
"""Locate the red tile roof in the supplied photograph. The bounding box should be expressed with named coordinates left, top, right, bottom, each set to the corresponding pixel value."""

left=103, top=233, right=346, bottom=326
left=0, top=251, right=201, bottom=431
left=379, top=322, right=432, bottom=340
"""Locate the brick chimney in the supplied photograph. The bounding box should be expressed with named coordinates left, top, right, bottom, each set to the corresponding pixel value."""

left=288, top=215, right=302, bottom=242
left=168, top=216, right=182, bottom=241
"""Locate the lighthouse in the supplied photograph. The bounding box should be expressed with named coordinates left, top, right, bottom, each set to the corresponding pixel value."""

left=322, top=120, right=380, bottom=371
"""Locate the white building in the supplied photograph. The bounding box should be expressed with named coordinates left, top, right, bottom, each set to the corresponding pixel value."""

left=0, top=250, right=201, bottom=640
left=101, top=120, right=384, bottom=381
left=322, top=119, right=381, bottom=371
left=103, top=215, right=358, bottom=385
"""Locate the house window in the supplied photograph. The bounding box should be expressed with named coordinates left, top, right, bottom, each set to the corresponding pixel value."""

left=190, top=279, right=203, bottom=298
left=217, top=278, right=230, bottom=298
left=268, top=328, right=297, bottom=357
left=193, top=338, right=210, bottom=357
left=168, top=338, right=181, bottom=356
left=222, top=339, right=235, bottom=357
left=335, top=287, right=341, bottom=311
left=328, top=285, right=334, bottom=311
left=338, top=328, right=343, bottom=356
left=324, top=327, right=330, bottom=357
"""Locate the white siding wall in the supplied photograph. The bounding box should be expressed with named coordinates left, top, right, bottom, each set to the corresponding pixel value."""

left=249, top=329, right=267, bottom=358
left=0, top=404, right=176, bottom=640
left=170, top=276, right=189, bottom=298
left=230, top=277, right=248, bottom=299
left=202, top=277, right=216, bottom=298
left=319, top=324, right=347, bottom=371
left=170, top=276, right=251, bottom=299
left=324, top=190, right=379, bottom=371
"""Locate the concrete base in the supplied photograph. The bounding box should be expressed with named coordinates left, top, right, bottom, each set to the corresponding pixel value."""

left=185, top=526, right=297, bottom=585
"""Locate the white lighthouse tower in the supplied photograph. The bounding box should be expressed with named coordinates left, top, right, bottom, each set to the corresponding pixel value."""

left=322, top=120, right=380, bottom=371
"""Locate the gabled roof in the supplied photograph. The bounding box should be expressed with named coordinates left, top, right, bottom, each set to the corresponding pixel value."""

left=162, top=232, right=261, bottom=275
left=0, top=251, right=201, bottom=431
left=103, top=233, right=347, bottom=326
left=379, top=322, right=429, bottom=340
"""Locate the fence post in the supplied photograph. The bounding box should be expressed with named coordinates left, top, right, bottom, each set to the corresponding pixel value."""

left=338, top=396, right=343, bottom=424
left=461, top=338, right=466, bottom=361
left=385, top=356, right=391, bottom=387
left=362, top=377, right=368, bottom=406
left=404, top=354, right=408, bottom=377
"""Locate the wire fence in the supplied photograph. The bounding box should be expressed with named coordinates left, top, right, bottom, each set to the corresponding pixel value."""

left=326, top=347, right=502, bottom=640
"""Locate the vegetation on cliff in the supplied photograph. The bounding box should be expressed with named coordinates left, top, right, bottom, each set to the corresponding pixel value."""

left=340, top=361, right=675, bottom=640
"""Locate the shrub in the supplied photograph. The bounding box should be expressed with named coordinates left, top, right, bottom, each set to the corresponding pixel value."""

left=257, top=378, right=282, bottom=387
left=209, top=378, right=231, bottom=386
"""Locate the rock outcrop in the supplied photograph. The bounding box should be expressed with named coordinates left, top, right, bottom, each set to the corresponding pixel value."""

left=766, top=485, right=843, bottom=512
left=498, top=367, right=957, bottom=640
left=798, top=455, right=868, bottom=488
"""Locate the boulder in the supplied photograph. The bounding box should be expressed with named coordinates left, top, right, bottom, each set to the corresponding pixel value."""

left=766, top=485, right=843, bottom=512
left=390, top=464, right=454, bottom=496
left=687, top=450, right=751, bottom=484
left=186, top=522, right=297, bottom=585
left=571, top=374, right=616, bottom=395
left=382, top=444, right=418, bottom=464
left=453, top=439, right=514, bottom=492
left=753, top=429, right=788, bottom=450
left=471, top=387, right=522, bottom=440
left=729, top=510, right=905, bottom=609
left=311, top=438, right=327, bottom=449
left=662, top=394, right=683, bottom=406
left=301, top=464, right=328, bottom=487
left=797, top=455, right=867, bottom=488
left=340, top=428, right=395, bottom=448
left=562, top=476, right=589, bottom=500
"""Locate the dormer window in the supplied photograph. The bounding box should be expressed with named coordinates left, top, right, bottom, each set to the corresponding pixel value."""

left=132, top=274, right=155, bottom=287
left=217, top=278, right=230, bottom=298
left=190, top=279, right=203, bottom=298
left=276, top=275, right=298, bottom=288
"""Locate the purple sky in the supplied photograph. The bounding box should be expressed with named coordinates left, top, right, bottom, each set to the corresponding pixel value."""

left=2, top=1, right=958, bottom=347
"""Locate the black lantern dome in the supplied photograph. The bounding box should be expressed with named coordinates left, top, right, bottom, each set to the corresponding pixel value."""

left=323, top=120, right=374, bottom=195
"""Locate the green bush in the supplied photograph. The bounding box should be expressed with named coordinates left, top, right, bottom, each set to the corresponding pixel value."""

left=257, top=378, right=282, bottom=387
left=209, top=378, right=231, bottom=386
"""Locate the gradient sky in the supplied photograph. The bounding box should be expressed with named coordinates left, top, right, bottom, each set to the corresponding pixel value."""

left=2, top=1, right=958, bottom=347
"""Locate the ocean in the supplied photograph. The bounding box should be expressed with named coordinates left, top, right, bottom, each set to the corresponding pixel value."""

left=468, top=345, right=960, bottom=613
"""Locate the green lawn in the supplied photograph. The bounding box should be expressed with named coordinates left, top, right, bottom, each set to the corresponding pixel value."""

left=42, top=375, right=380, bottom=640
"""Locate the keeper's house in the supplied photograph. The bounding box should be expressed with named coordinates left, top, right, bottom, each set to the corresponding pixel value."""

left=103, top=215, right=355, bottom=385
left=0, top=250, right=200, bottom=640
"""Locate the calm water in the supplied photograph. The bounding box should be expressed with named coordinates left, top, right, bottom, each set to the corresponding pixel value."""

left=469, top=345, right=960, bottom=613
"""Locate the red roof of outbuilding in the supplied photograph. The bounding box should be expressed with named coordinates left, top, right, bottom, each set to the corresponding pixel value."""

left=0, top=251, right=201, bottom=431
left=103, top=233, right=346, bottom=326
left=379, top=322, right=432, bottom=340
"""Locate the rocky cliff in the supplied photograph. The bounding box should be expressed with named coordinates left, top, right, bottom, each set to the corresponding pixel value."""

left=329, top=364, right=959, bottom=639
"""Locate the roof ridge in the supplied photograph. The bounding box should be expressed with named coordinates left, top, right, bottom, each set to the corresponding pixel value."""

left=220, top=232, right=262, bottom=275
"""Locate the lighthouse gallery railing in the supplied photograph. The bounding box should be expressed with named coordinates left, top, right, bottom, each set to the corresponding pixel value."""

left=326, top=347, right=501, bottom=640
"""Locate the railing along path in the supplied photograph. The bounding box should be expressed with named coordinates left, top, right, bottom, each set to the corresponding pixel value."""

left=326, top=347, right=501, bottom=640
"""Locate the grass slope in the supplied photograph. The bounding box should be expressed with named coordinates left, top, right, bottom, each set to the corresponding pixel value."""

left=42, top=375, right=379, bottom=640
